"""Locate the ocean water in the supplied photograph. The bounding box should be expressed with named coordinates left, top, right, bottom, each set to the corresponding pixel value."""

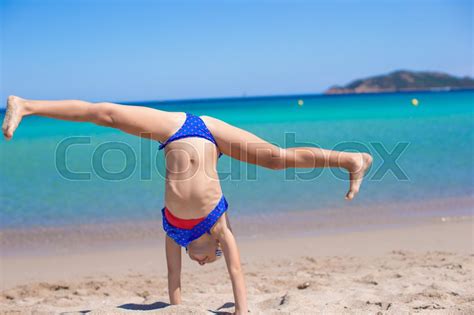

left=0, top=91, right=473, bottom=230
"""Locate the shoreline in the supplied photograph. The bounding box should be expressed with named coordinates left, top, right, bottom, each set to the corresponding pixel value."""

left=1, top=218, right=472, bottom=313
left=1, top=195, right=472, bottom=258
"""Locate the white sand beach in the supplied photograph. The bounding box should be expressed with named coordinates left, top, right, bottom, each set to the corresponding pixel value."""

left=1, top=217, right=472, bottom=314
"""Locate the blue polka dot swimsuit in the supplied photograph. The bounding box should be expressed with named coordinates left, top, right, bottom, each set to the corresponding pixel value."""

left=161, top=196, right=228, bottom=247
left=159, top=113, right=227, bottom=247
left=158, top=112, right=222, bottom=157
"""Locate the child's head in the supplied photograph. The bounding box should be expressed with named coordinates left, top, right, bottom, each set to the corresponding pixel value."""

left=186, top=233, right=222, bottom=265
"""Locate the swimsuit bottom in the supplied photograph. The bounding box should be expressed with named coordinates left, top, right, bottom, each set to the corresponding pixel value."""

left=162, top=195, right=228, bottom=247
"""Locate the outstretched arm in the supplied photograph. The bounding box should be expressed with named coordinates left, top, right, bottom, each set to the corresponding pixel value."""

left=165, top=235, right=182, bottom=305
left=212, top=214, right=248, bottom=315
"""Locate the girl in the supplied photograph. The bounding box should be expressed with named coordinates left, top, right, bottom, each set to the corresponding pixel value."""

left=2, top=96, right=372, bottom=314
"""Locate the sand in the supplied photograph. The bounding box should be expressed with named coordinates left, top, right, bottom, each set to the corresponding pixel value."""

left=1, top=218, right=473, bottom=314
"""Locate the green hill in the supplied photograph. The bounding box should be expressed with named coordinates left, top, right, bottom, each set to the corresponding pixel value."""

left=325, top=70, right=474, bottom=94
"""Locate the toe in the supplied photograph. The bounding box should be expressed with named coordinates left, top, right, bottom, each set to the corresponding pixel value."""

left=345, top=188, right=359, bottom=200
left=345, top=191, right=353, bottom=200
left=4, top=128, right=13, bottom=140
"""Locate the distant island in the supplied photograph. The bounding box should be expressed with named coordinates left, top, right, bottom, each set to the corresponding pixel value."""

left=325, top=70, right=474, bottom=94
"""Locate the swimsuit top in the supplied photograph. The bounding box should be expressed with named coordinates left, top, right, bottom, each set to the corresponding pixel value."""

left=158, top=112, right=222, bottom=157
left=162, top=195, right=228, bottom=247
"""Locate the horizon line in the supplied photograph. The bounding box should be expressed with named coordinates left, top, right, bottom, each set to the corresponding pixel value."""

left=119, top=88, right=474, bottom=107
left=1, top=88, right=473, bottom=111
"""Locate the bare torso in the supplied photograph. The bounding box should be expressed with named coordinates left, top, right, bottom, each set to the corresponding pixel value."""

left=163, top=132, right=223, bottom=219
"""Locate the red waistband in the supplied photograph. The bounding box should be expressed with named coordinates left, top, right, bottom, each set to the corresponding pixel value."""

left=164, top=207, right=206, bottom=230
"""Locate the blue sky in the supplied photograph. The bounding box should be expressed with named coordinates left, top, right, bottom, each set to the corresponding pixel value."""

left=0, top=0, right=472, bottom=105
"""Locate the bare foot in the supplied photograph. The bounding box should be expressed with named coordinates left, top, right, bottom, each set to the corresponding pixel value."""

left=2, top=95, right=26, bottom=140
left=345, top=153, right=373, bottom=200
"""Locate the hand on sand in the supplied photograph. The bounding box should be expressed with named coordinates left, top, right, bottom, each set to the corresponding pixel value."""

left=345, top=153, right=372, bottom=200
left=2, top=96, right=25, bottom=141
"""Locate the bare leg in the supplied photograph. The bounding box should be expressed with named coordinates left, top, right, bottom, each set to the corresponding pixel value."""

left=2, top=95, right=184, bottom=141
left=203, top=116, right=373, bottom=200
left=2, top=95, right=372, bottom=199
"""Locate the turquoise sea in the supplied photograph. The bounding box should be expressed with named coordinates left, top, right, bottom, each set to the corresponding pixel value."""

left=0, top=91, right=473, bottom=230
